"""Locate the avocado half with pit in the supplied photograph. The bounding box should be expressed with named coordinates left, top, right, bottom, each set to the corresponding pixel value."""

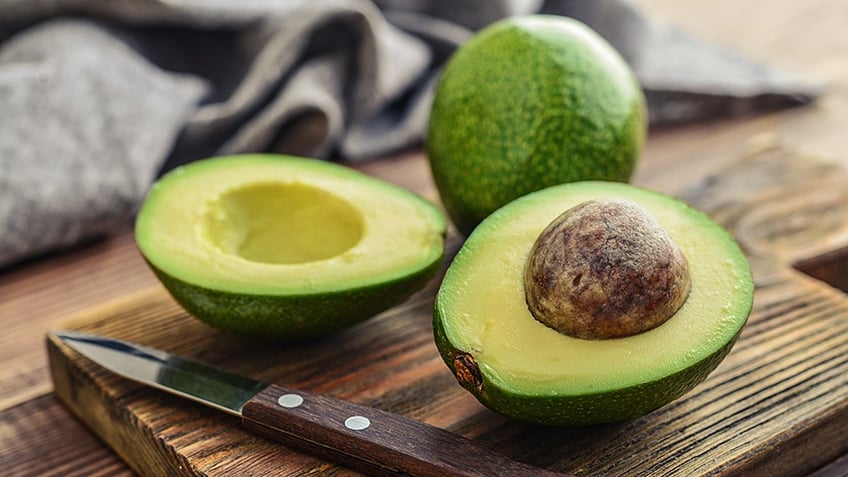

left=433, top=181, right=754, bottom=426
left=136, top=154, right=446, bottom=340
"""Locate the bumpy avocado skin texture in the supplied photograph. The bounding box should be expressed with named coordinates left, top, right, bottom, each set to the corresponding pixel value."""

left=427, top=15, right=646, bottom=235
left=433, top=182, right=753, bottom=426
left=151, top=257, right=442, bottom=341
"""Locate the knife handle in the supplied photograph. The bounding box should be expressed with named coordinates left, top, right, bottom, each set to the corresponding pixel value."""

left=241, top=384, right=564, bottom=477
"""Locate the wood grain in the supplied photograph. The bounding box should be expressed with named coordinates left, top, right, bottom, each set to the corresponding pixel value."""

left=0, top=394, right=133, bottom=477
left=4, top=3, right=848, bottom=474
left=46, top=144, right=848, bottom=476
left=242, top=384, right=562, bottom=476
left=0, top=231, right=159, bottom=410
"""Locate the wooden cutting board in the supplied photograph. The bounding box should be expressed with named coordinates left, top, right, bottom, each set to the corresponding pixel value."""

left=48, top=143, right=848, bottom=476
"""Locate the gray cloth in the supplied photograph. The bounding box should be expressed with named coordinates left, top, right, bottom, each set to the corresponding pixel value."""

left=0, top=0, right=819, bottom=268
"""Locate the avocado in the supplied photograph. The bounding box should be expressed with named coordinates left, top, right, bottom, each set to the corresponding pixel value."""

left=433, top=181, right=753, bottom=425
left=427, top=15, right=647, bottom=235
left=135, top=154, right=446, bottom=340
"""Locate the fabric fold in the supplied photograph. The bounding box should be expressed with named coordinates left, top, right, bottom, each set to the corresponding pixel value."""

left=0, top=19, right=206, bottom=267
left=0, top=0, right=820, bottom=268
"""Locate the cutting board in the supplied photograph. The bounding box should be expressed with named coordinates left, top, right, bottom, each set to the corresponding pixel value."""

left=48, top=143, right=848, bottom=476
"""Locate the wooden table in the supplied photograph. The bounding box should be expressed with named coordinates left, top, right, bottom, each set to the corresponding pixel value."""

left=3, top=1, right=848, bottom=475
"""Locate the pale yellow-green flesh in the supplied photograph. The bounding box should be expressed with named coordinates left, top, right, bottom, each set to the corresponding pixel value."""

left=136, top=155, right=445, bottom=296
left=438, top=182, right=752, bottom=397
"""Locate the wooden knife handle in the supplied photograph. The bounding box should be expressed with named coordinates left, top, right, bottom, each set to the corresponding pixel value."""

left=242, top=384, right=564, bottom=476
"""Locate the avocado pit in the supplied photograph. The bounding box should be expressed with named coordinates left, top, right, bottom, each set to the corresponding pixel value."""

left=524, top=199, right=691, bottom=339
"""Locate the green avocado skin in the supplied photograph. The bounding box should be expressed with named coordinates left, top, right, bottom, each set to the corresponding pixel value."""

left=433, top=311, right=744, bottom=426
left=427, top=15, right=647, bottom=235
left=151, top=256, right=442, bottom=341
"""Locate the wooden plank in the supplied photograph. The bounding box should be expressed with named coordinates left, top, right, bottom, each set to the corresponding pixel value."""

left=632, top=0, right=848, bottom=193
left=0, top=231, right=159, bottom=411
left=0, top=394, right=134, bottom=477
left=46, top=144, right=848, bottom=476
left=811, top=453, right=848, bottom=477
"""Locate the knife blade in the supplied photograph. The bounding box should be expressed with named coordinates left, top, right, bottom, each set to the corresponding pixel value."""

left=52, top=330, right=563, bottom=477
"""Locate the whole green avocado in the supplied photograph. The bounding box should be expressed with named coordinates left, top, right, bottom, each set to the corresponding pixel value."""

left=427, top=15, right=647, bottom=235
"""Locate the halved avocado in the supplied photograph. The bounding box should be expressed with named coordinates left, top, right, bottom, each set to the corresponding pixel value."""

left=136, top=154, right=446, bottom=340
left=434, top=181, right=753, bottom=426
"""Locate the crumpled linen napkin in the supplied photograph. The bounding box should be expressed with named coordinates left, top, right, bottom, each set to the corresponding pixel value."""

left=0, top=0, right=818, bottom=269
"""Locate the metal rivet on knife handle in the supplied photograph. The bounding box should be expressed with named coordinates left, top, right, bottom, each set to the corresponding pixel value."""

left=344, top=415, right=371, bottom=431
left=277, top=393, right=304, bottom=408
left=53, top=332, right=566, bottom=477
left=242, top=384, right=565, bottom=477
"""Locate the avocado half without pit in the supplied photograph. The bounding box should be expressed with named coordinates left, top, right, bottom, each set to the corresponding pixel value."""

left=135, top=155, right=446, bottom=340
left=433, top=181, right=754, bottom=426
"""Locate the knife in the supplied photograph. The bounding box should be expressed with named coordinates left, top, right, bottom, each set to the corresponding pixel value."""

left=53, top=331, right=564, bottom=477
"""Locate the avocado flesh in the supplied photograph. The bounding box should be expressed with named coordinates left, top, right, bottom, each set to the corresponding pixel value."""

left=427, top=15, right=646, bottom=235
left=434, top=182, right=753, bottom=425
left=136, top=154, right=446, bottom=339
left=202, top=181, right=365, bottom=266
